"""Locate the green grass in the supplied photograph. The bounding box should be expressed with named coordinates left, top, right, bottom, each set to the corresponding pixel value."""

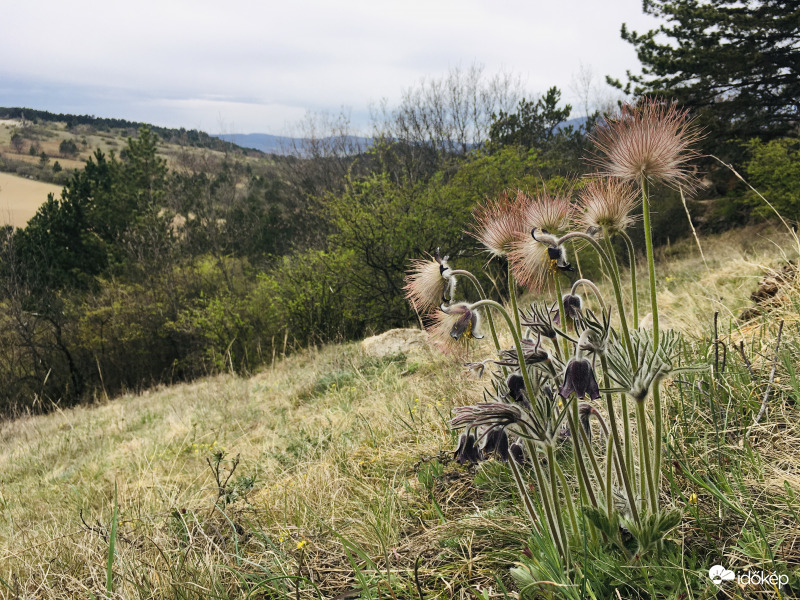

left=0, top=224, right=798, bottom=598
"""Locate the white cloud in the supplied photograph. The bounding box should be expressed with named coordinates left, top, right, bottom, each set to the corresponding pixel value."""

left=1, top=0, right=662, bottom=132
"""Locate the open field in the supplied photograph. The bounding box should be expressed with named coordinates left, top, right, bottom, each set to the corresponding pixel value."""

left=0, top=224, right=798, bottom=598
left=0, top=172, right=63, bottom=227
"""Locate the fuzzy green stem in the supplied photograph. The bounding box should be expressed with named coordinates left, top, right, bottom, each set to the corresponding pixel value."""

left=526, top=439, right=566, bottom=560
left=602, top=229, right=636, bottom=364
left=554, top=276, right=571, bottom=360
left=621, top=393, right=635, bottom=485
left=652, top=382, right=663, bottom=511
left=619, top=230, right=639, bottom=327
left=555, top=462, right=579, bottom=539
left=599, top=355, right=640, bottom=524
left=567, top=400, right=599, bottom=509
left=640, top=179, right=659, bottom=344
left=508, top=451, right=541, bottom=533
left=605, top=436, right=614, bottom=519
left=638, top=425, right=647, bottom=513
left=507, top=261, right=522, bottom=338
left=546, top=444, right=570, bottom=560
left=635, top=398, right=659, bottom=514
left=556, top=232, right=636, bottom=371
left=576, top=409, right=608, bottom=499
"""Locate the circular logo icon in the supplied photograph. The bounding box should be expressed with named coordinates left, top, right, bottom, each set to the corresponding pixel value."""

left=709, top=565, right=735, bottom=585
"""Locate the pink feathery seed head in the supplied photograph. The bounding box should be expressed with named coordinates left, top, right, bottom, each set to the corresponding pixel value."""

left=471, top=190, right=528, bottom=257
left=403, top=250, right=454, bottom=314
left=588, top=98, right=703, bottom=189
left=507, top=190, right=574, bottom=291
left=577, top=178, right=640, bottom=235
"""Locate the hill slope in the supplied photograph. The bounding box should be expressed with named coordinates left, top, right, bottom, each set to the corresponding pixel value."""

left=0, top=224, right=798, bottom=598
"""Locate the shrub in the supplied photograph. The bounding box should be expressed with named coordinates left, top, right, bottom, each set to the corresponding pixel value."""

left=745, top=138, right=800, bottom=221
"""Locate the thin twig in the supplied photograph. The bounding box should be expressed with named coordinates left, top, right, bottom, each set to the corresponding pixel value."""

left=414, top=556, right=425, bottom=600
left=752, top=320, right=785, bottom=427
left=736, top=341, right=756, bottom=380
left=680, top=186, right=710, bottom=272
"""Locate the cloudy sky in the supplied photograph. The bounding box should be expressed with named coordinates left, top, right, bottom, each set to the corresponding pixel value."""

left=1, top=1, right=661, bottom=135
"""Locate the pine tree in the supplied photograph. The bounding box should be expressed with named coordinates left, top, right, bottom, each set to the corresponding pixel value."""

left=615, top=0, right=800, bottom=154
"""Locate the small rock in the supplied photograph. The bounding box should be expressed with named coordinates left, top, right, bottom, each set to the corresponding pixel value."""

left=361, top=328, right=429, bottom=358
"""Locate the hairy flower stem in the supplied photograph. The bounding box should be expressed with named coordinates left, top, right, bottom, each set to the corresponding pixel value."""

left=577, top=413, right=608, bottom=501
left=600, top=355, right=640, bottom=524
left=508, top=449, right=541, bottom=534
left=469, top=300, right=536, bottom=404
left=546, top=444, right=571, bottom=559
left=526, top=439, right=567, bottom=561
left=557, top=232, right=636, bottom=371
left=555, top=462, right=579, bottom=538
left=641, top=179, right=659, bottom=344
left=635, top=398, right=659, bottom=514
left=652, top=383, right=663, bottom=511
left=507, top=262, right=522, bottom=338
left=619, top=230, right=639, bottom=326
left=571, top=279, right=608, bottom=312
left=605, top=437, right=614, bottom=519
left=555, top=277, right=571, bottom=359
left=602, top=228, right=632, bottom=323
left=566, top=401, right=598, bottom=510
left=621, top=394, right=634, bottom=485
left=640, top=179, right=663, bottom=513
left=448, top=269, right=501, bottom=352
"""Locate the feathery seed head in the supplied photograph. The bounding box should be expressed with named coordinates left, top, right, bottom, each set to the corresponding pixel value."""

left=471, top=190, right=528, bottom=257
left=508, top=191, right=574, bottom=290
left=577, top=178, right=639, bottom=234
left=588, top=98, right=701, bottom=188
left=404, top=248, right=455, bottom=314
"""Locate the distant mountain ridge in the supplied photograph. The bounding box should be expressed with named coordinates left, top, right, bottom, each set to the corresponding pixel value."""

left=212, top=133, right=373, bottom=155
left=214, top=116, right=589, bottom=156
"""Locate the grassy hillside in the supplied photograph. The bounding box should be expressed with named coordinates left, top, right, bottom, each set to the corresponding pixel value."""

left=0, top=114, right=278, bottom=229
left=0, top=223, right=798, bottom=598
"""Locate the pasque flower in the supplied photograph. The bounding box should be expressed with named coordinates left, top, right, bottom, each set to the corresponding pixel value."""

left=508, top=191, right=573, bottom=290
left=577, top=178, right=639, bottom=235
left=472, top=190, right=527, bottom=257
left=453, top=432, right=481, bottom=464
left=404, top=249, right=455, bottom=314
left=561, top=293, right=583, bottom=321
left=427, top=302, right=484, bottom=353
left=589, top=98, right=701, bottom=188
left=558, top=357, right=601, bottom=400
left=480, top=427, right=510, bottom=461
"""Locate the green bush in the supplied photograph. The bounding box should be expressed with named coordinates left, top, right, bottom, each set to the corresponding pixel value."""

left=745, top=138, right=800, bottom=221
